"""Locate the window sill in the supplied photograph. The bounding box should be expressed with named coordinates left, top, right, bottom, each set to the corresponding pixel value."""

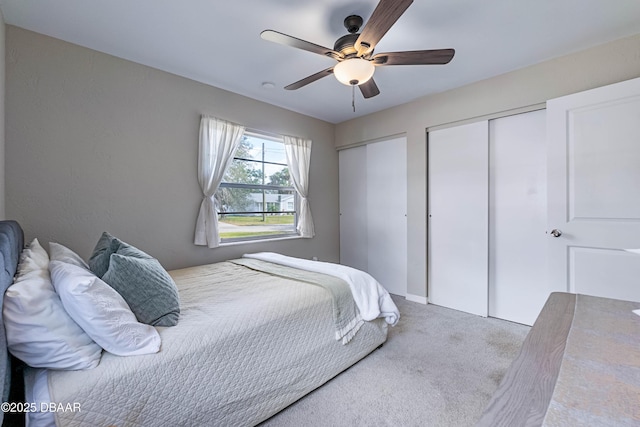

left=219, top=234, right=303, bottom=247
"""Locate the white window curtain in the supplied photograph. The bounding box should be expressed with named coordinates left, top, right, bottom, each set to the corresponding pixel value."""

left=194, top=116, right=245, bottom=248
left=283, top=135, right=315, bottom=238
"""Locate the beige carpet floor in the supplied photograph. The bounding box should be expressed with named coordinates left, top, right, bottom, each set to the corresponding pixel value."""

left=260, top=295, right=530, bottom=427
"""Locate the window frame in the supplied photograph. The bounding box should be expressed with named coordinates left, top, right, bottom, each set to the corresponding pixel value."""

left=217, top=131, right=299, bottom=244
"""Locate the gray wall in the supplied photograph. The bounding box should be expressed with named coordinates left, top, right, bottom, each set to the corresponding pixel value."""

left=5, top=26, right=339, bottom=269
left=335, top=33, right=640, bottom=299
left=6, top=23, right=640, bottom=296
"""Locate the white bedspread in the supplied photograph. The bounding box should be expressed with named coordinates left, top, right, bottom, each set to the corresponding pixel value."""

left=46, top=261, right=388, bottom=427
left=244, top=252, right=400, bottom=326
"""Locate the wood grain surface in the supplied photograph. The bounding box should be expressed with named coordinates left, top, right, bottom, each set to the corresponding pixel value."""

left=475, top=292, right=576, bottom=427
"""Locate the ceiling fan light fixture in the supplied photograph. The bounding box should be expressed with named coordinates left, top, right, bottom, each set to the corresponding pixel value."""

left=334, top=58, right=375, bottom=86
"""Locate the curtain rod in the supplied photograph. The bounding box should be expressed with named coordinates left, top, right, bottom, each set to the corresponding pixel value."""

left=244, top=128, right=285, bottom=141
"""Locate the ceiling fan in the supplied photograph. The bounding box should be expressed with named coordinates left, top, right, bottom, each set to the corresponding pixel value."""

left=261, top=0, right=455, bottom=101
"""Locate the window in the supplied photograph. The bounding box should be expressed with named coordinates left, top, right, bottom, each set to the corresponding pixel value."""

left=216, top=132, right=297, bottom=242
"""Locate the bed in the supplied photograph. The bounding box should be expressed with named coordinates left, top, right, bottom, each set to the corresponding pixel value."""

left=0, top=221, right=397, bottom=426
left=476, top=292, right=640, bottom=426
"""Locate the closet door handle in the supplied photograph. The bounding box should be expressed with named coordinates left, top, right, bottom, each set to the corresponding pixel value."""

left=549, top=229, right=562, bottom=238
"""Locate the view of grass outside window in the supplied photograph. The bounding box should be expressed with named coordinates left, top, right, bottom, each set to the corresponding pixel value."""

left=216, top=132, right=297, bottom=242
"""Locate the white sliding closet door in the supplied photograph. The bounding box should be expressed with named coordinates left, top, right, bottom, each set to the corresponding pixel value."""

left=339, top=146, right=368, bottom=272
left=367, top=138, right=407, bottom=297
left=339, top=137, right=407, bottom=297
left=489, top=110, right=547, bottom=326
left=428, top=121, right=489, bottom=316
left=428, top=113, right=547, bottom=324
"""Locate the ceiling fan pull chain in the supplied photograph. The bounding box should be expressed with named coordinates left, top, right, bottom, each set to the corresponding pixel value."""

left=352, top=84, right=356, bottom=112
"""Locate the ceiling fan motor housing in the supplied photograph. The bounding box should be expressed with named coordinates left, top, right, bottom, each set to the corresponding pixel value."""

left=335, top=15, right=366, bottom=57
left=334, top=33, right=359, bottom=56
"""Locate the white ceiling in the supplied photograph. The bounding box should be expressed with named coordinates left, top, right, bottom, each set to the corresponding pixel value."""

left=2, top=0, right=640, bottom=124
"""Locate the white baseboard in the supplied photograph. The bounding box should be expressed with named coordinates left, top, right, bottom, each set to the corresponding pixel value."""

left=405, top=293, right=428, bottom=305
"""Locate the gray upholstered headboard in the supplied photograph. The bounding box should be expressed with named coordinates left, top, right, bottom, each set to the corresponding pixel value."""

left=0, top=220, right=24, bottom=424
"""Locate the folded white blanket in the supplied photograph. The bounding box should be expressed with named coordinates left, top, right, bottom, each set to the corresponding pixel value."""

left=243, top=252, right=400, bottom=326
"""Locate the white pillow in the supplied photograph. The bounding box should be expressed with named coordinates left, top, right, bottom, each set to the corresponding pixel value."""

left=15, top=238, right=49, bottom=280
left=3, top=269, right=103, bottom=370
left=49, top=261, right=161, bottom=356
left=49, top=242, right=90, bottom=270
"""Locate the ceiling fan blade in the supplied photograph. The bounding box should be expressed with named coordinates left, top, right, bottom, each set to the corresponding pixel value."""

left=355, top=0, right=413, bottom=56
left=261, top=30, right=343, bottom=60
left=359, top=78, right=380, bottom=99
left=285, top=67, right=335, bottom=90
left=372, top=49, right=455, bottom=66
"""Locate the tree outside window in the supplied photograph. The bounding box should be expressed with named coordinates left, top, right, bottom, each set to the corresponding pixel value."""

left=216, top=133, right=297, bottom=242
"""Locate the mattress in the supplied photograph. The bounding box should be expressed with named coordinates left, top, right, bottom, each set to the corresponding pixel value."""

left=39, top=260, right=387, bottom=426
left=24, top=367, right=54, bottom=427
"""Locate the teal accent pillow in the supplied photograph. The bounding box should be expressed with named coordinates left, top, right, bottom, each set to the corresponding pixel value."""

left=89, top=232, right=180, bottom=327
left=88, top=232, right=118, bottom=278
left=115, top=240, right=153, bottom=260
left=102, top=253, right=180, bottom=327
left=89, top=232, right=154, bottom=277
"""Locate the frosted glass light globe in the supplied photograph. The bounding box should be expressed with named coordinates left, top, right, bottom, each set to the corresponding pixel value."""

left=334, top=58, right=375, bottom=86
